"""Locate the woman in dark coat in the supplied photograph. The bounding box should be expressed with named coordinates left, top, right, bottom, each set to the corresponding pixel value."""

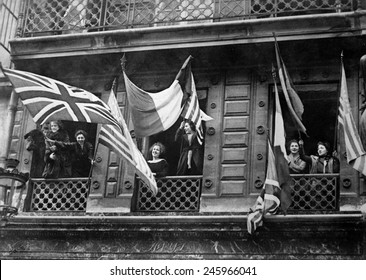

left=69, top=130, right=94, bottom=177
left=43, top=120, right=72, bottom=178
left=147, top=142, right=169, bottom=177
left=175, top=120, right=203, bottom=175
left=299, top=140, right=340, bottom=174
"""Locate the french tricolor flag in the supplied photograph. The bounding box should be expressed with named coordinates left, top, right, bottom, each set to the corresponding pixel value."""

left=123, top=56, right=203, bottom=138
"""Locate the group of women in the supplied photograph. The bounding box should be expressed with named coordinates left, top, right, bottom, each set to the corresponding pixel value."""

left=287, top=139, right=340, bottom=174
left=36, top=118, right=339, bottom=179
left=42, top=120, right=94, bottom=179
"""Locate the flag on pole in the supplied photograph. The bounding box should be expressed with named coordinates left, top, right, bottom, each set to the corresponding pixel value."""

left=274, top=36, right=307, bottom=136
left=181, top=73, right=213, bottom=145
left=247, top=141, right=281, bottom=234
left=123, top=56, right=212, bottom=138
left=247, top=82, right=293, bottom=234
left=273, top=80, right=293, bottom=214
left=98, top=81, right=158, bottom=194
left=338, top=60, right=366, bottom=176
left=1, top=68, right=119, bottom=127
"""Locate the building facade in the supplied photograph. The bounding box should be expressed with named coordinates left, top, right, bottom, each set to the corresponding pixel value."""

left=0, top=0, right=366, bottom=259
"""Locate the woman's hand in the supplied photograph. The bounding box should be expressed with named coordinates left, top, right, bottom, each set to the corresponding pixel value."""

left=180, top=121, right=185, bottom=129
left=49, top=152, right=56, bottom=160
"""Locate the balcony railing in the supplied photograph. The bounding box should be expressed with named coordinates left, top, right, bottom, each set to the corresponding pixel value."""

left=28, top=177, right=89, bottom=211
left=289, top=174, right=339, bottom=212
left=25, top=174, right=338, bottom=213
left=19, top=0, right=358, bottom=37
left=132, top=176, right=202, bottom=212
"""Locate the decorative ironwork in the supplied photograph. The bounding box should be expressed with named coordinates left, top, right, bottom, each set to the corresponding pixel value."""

left=29, top=178, right=89, bottom=211
left=21, top=0, right=357, bottom=37
left=289, top=174, right=339, bottom=211
left=134, top=176, right=202, bottom=212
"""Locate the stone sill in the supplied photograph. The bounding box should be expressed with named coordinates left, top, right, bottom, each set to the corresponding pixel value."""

left=7, top=211, right=364, bottom=226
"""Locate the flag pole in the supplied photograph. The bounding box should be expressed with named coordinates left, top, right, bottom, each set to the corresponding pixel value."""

left=333, top=51, right=344, bottom=154
left=87, top=77, right=118, bottom=188
left=120, top=54, right=126, bottom=72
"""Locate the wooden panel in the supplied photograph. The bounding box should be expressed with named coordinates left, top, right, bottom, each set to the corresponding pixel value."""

left=222, top=148, right=248, bottom=164
left=220, top=181, right=246, bottom=195
left=224, top=100, right=250, bottom=116
left=226, top=70, right=251, bottom=84
left=225, top=84, right=250, bottom=100
left=221, top=164, right=247, bottom=180
left=222, top=132, right=249, bottom=148
left=107, top=165, right=119, bottom=181
left=223, top=116, right=249, bottom=131
left=109, top=152, right=119, bottom=165
left=105, top=181, right=117, bottom=197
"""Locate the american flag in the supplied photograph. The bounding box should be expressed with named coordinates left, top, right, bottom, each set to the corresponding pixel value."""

left=98, top=81, right=158, bottom=194
left=2, top=68, right=119, bottom=126
left=181, top=73, right=212, bottom=145
left=338, top=61, right=366, bottom=176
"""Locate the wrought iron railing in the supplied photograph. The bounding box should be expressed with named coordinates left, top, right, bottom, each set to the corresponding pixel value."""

left=289, top=174, right=339, bottom=211
left=20, top=0, right=358, bottom=37
left=132, top=175, right=202, bottom=212
left=29, top=177, right=89, bottom=211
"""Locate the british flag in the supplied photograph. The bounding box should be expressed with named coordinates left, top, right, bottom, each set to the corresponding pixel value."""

left=2, top=68, right=119, bottom=126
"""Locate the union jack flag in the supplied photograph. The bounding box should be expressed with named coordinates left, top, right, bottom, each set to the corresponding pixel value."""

left=2, top=68, right=119, bottom=126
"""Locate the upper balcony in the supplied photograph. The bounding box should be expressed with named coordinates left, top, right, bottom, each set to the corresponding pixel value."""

left=10, top=0, right=366, bottom=60
left=18, top=0, right=360, bottom=37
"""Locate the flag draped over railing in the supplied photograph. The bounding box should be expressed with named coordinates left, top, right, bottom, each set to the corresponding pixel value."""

left=274, top=36, right=307, bottom=136
left=1, top=68, right=119, bottom=127
left=247, top=79, right=292, bottom=234
left=338, top=60, right=366, bottom=176
left=123, top=56, right=212, bottom=139
left=98, top=80, right=158, bottom=194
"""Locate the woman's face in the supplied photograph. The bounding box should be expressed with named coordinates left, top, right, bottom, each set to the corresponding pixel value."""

left=318, top=144, right=328, bottom=156
left=289, top=142, right=299, bottom=154
left=76, top=134, right=85, bottom=145
left=184, top=123, right=192, bottom=134
left=50, top=122, right=59, bottom=133
left=152, top=145, right=161, bottom=158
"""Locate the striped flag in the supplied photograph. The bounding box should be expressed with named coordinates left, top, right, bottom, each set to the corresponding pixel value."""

left=98, top=81, right=158, bottom=194
left=181, top=73, right=213, bottom=144
left=273, top=80, right=292, bottom=214
left=274, top=36, right=307, bottom=136
left=124, top=56, right=212, bottom=138
left=247, top=141, right=281, bottom=234
left=247, top=82, right=293, bottom=234
left=2, top=68, right=119, bottom=127
left=338, top=61, right=366, bottom=176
